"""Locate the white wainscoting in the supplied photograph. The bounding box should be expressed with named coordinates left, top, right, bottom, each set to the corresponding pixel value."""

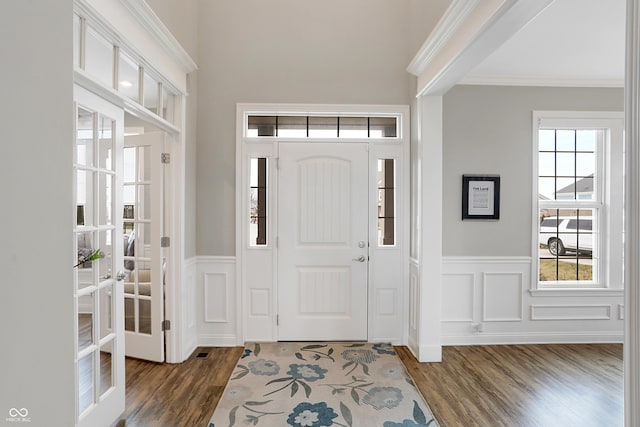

left=441, top=257, right=624, bottom=345
left=195, top=256, right=240, bottom=346
left=182, top=257, right=198, bottom=358
left=408, top=258, right=420, bottom=356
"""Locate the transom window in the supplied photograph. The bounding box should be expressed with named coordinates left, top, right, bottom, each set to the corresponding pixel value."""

left=246, top=115, right=398, bottom=139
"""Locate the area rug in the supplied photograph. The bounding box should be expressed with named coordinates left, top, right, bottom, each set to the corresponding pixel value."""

left=208, top=342, right=438, bottom=427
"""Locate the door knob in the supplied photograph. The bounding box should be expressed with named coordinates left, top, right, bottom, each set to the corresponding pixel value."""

left=352, top=255, right=366, bottom=263
left=116, top=270, right=128, bottom=281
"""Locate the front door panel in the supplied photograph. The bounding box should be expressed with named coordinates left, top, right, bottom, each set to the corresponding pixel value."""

left=278, top=143, right=369, bottom=341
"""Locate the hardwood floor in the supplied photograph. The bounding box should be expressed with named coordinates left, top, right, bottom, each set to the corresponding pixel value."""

left=397, top=344, right=623, bottom=427
left=113, top=347, right=244, bottom=427
left=114, top=344, right=622, bottom=427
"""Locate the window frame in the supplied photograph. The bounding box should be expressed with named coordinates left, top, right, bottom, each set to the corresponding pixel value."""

left=532, top=111, right=624, bottom=292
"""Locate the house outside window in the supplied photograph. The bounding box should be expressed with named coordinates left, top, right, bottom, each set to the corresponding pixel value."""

left=533, top=112, right=624, bottom=290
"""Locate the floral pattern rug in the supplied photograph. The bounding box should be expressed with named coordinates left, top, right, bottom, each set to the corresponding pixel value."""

left=208, top=342, right=438, bottom=427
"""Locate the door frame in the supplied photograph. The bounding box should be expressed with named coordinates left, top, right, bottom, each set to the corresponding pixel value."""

left=236, top=103, right=410, bottom=345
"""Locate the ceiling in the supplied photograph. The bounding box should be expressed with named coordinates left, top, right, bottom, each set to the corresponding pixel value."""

left=461, top=0, right=626, bottom=87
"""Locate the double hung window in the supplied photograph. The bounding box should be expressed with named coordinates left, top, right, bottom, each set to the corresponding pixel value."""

left=534, top=112, right=623, bottom=289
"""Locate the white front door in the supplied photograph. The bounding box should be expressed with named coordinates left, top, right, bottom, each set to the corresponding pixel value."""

left=74, top=86, right=125, bottom=427
left=278, top=143, right=369, bottom=340
left=123, top=132, right=165, bottom=362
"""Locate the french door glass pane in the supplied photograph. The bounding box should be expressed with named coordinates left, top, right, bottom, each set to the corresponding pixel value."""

left=99, top=339, right=114, bottom=397
left=139, top=299, right=152, bottom=335
left=124, top=297, right=135, bottom=331
left=98, top=230, right=113, bottom=281
left=98, top=116, right=114, bottom=170
left=99, top=173, right=113, bottom=226
left=78, top=352, right=94, bottom=415
left=78, top=296, right=94, bottom=352
left=99, top=284, right=113, bottom=340
left=140, top=146, right=152, bottom=181
left=76, top=170, right=94, bottom=227
left=77, top=108, right=94, bottom=166
left=138, top=185, right=151, bottom=220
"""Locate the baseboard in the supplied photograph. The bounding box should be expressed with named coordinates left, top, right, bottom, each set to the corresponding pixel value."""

left=417, top=344, right=442, bottom=362
left=442, top=331, right=624, bottom=346
left=198, top=333, right=240, bottom=347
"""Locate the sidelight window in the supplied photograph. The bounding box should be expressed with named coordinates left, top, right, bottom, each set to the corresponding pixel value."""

left=377, top=159, right=396, bottom=246
left=249, top=158, right=268, bottom=246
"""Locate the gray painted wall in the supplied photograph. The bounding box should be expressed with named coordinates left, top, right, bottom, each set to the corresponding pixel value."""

left=0, top=1, right=75, bottom=424
left=146, top=0, right=199, bottom=259
left=194, top=0, right=451, bottom=256
left=442, top=85, right=624, bottom=256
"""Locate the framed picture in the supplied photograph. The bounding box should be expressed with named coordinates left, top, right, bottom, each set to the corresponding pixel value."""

left=462, top=175, right=500, bottom=220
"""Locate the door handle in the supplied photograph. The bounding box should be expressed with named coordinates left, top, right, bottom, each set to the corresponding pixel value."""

left=116, top=270, right=128, bottom=281
left=352, top=255, right=366, bottom=263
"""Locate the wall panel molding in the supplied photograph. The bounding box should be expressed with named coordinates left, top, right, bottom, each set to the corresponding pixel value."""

left=531, top=304, right=612, bottom=321
left=203, top=272, right=229, bottom=323
left=195, top=256, right=239, bottom=346
left=441, top=256, right=623, bottom=345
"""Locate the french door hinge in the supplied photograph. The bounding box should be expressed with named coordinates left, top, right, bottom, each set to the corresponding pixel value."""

left=162, top=320, right=171, bottom=331
left=161, top=236, right=171, bottom=248
left=161, top=152, right=171, bottom=164
left=275, top=157, right=279, bottom=170
left=276, top=314, right=279, bottom=326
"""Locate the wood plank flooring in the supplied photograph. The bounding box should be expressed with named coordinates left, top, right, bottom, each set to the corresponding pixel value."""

left=114, top=344, right=622, bottom=427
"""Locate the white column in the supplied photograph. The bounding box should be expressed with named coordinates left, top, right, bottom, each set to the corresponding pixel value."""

left=625, top=1, right=640, bottom=425
left=418, top=95, right=443, bottom=362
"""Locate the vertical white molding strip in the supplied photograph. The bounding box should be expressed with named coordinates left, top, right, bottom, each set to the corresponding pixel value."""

left=625, top=1, right=640, bottom=425
left=418, top=96, right=443, bottom=362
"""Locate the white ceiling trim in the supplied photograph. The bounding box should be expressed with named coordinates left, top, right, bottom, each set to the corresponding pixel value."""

left=406, top=0, right=480, bottom=77
left=407, top=0, right=554, bottom=96
left=460, top=75, right=625, bottom=88
left=119, top=0, right=197, bottom=74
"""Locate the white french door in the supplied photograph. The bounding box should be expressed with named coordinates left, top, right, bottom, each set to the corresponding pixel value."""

left=73, top=86, right=125, bottom=427
left=123, top=132, right=165, bottom=362
left=278, top=143, right=369, bottom=340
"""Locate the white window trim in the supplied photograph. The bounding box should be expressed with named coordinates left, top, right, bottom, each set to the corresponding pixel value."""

left=531, top=111, right=624, bottom=292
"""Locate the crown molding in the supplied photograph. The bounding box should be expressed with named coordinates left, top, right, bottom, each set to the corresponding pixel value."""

left=407, top=0, right=554, bottom=97
left=459, top=75, right=625, bottom=88
left=119, top=0, right=197, bottom=74
left=406, top=0, right=480, bottom=76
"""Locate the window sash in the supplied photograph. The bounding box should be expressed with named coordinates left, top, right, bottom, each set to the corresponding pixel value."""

left=535, top=127, right=604, bottom=288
